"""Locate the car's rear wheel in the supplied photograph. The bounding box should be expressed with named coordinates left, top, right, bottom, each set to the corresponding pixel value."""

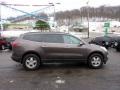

left=88, top=53, right=104, bottom=69
left=23, top=54, right=41, bottom=70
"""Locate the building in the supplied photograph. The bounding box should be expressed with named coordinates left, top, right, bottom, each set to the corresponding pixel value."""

left=6, top=13, right=48, bottom=30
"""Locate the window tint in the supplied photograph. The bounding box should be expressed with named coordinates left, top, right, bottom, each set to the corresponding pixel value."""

left=6, top=37, right=17, bottom=42
left=23, top=34, right=63, bottom=43
left=23, top=34, right=42, bottom=42
left=42, top=34, right=63, bottom=43
left=63, top=35, right=80, bottom=44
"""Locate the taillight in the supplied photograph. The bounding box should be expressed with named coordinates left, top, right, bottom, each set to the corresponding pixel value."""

left=12, top=42, right=18, bottom=48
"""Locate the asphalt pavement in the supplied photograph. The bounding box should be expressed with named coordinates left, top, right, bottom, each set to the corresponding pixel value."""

left=0, top=48, right=120, bottom=90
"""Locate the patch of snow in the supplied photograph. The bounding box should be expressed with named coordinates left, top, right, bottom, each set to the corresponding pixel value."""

left=55, top=79, right=65, bottom=84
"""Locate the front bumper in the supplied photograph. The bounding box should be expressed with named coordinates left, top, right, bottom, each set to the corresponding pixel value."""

left=103, top=52, right=108, bottom=64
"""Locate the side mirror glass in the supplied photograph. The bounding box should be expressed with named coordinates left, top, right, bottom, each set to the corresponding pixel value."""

left=79, top=42, right=84, bottom=46
left=88, top=41, right=91, bottom=44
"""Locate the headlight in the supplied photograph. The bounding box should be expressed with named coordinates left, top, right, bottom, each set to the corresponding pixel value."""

left=100, top=46, right=108, bottom=52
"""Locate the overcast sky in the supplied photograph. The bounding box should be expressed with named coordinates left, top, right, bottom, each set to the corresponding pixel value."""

left=0, top=0, right=120, bottom=19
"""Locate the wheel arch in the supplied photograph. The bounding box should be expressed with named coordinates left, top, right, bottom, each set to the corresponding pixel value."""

left=21, top=51, right=41, bottom=64
left=87, top=51, right=104, bottom=61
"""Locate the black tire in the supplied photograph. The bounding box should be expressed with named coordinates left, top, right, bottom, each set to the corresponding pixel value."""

left=23, top=54, right=41, bottom=70
left=104, top=45, right=108, bottom=49
left=116, top=47, right=120, bottom=52
left=88, top=53, right=104, bottom=69
left=9, top=46, right=12, bottom=50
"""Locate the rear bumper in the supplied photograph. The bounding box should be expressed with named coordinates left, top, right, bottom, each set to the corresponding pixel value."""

left=11, top=55, right=22, bottom=63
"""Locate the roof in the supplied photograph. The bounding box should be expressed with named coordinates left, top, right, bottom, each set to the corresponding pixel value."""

left=23, top=32, right=68, bottom=35
left=25, top=32, right=66, bottom=34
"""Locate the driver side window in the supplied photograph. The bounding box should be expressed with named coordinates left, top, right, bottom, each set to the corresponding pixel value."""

left=63, top=35, right=80, bottom=44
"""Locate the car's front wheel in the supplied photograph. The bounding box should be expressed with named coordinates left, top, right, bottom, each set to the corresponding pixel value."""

left=116, top=47, right=120, bottom=52
left=116, top=44, right=120, bottom=52
left=23, top=54, right=41, bottom=70
left=88, top=53, right=104, bottom=69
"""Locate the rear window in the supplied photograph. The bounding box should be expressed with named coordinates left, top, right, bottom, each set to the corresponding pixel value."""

left=0, top=37, right=5, bottom=41
left=23, top=34, right=63, bottom=43
left=5, top=37, right=17, bottom=42
left=95, top=37, right=111, bottom=41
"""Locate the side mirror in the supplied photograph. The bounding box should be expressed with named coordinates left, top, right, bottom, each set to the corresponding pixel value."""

left=79, top=42, right=84, bottom=46
left=89, top=41, right=92, bottom=44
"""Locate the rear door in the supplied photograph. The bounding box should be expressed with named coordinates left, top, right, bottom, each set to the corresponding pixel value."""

left=41, top=34, right=67, bottom=60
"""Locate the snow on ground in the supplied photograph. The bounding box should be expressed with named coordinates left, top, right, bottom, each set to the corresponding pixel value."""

left=0, top=30, right=39, bottom=38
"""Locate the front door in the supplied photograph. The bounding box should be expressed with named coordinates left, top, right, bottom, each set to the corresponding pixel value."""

left=62, top=34, right=86, bottom=60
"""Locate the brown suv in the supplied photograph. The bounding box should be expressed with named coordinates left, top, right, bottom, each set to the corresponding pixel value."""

left=11, top=32, right=108, bottom=70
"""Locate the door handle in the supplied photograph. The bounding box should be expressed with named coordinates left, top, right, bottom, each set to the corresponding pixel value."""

left=42, top=45, right=47, bottom=47
left=66, top=45, right=71, bottom=48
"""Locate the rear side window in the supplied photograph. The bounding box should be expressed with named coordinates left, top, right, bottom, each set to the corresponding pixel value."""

left=42, top=34, right=63, bottom=43
left=23, top=34, right=42, bottom=42
left=95, top=37, right=110, bottom=42
left=23, top=34, right=64, bottom=43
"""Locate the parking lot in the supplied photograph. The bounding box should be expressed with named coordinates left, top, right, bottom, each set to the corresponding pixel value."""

left=1, top=0, right=120, bottom=89
left=0, top=48, right=120, bottom=90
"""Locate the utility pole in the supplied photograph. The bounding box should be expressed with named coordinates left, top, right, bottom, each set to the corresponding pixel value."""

left=87, top=1, right=90, bottom=38
left=49, top=3, right=60, bottom=29
left=53, top=4, right=56, bottom=24
left=0, top=3, right=3, bottom=31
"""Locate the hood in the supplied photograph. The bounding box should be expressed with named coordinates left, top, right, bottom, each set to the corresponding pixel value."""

left=83, top=43, right=107, bottom=52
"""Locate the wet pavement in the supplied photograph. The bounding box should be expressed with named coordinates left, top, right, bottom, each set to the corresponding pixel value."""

left=0, top=49, right=120, bottom=90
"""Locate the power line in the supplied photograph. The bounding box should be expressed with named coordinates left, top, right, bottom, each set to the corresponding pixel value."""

left=26, top=6, right=52, bottom=15
left=0, top=2, right=53, bottom=7
left=1, top=4, right=49, bottom=22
